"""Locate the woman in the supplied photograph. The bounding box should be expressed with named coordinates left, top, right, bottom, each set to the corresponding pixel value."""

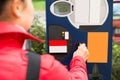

left=0, top=0, right=89, bottom=80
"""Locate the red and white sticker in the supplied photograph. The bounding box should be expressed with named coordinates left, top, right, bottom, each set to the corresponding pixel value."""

left=49, top=40, right=67, bottom=53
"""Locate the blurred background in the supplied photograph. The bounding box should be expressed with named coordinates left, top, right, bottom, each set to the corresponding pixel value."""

left=112, top=0, right=120, bottom=80
left=30, top=0, right=46, bottom=54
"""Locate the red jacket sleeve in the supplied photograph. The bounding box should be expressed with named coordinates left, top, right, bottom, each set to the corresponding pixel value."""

left=40, top=54, right=88, bottom=80
left=69, top=56, right=88, bottom=80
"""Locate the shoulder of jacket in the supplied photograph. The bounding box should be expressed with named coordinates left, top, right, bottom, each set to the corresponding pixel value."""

left=41, top=54, right=55, bottom=67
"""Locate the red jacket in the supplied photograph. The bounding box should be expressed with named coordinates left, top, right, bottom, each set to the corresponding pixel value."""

left=0, top=22, right=88, bottom=80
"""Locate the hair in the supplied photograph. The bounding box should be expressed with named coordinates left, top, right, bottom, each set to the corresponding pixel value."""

left=0, top=0, right=25, bottom=15
left=0, top=0, right=8, bottom=14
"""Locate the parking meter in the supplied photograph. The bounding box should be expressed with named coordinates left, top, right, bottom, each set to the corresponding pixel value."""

left=46, top=0, right=113, bottom=80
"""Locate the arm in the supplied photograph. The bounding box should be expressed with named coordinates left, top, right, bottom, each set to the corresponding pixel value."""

left=69, top=43, right=89, bottom=80
left=69, top=56, right=88, bottom=80
left=40, top=43, right=89, bottom=80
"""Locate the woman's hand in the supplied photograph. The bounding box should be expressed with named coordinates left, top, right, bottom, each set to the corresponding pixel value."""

left=73, top=43, right=89, bottom=61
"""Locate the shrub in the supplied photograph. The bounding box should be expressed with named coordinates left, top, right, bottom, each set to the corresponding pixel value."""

left=112, top=41, right=120, bottom=80
left=30, top=12, right=46, bottom=54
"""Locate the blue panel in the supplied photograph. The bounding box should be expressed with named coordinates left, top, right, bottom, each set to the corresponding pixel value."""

left=46, top=0, right=112, bottom=80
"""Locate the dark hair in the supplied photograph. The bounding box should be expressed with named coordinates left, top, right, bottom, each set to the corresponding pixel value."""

left=0, top=0, right=9, bottom=14
left=0, top=0, right=25, bottom=14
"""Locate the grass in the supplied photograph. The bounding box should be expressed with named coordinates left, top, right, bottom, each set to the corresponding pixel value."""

left=32, top=1, right=45, bottom=11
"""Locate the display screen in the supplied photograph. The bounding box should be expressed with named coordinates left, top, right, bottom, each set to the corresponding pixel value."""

left=54, top=2, right=71, bottom=15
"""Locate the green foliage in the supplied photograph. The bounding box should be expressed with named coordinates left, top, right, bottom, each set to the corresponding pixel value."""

left=30, top=13, right=46, bottom=54
left=32, top=1, right=45, bottom=11
left=112, top=41, right=120, bottom=80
